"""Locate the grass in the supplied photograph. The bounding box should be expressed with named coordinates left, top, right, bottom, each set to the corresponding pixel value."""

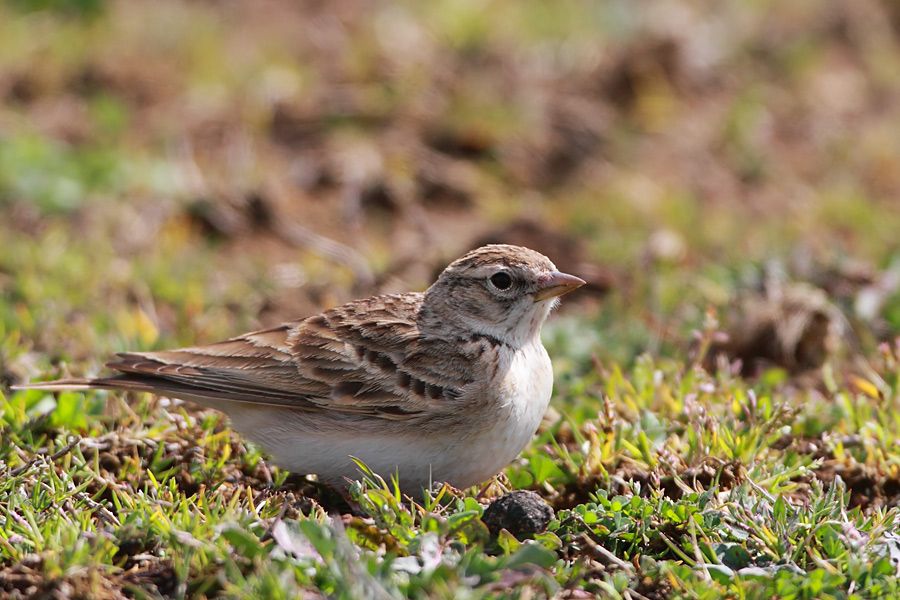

left=3, top=0, right=900, bottom=597
left=6, top=353, right=900, bottom=598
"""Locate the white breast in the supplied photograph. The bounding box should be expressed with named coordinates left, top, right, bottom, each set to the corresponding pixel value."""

left=434, top=338, right=553, bottom=487
left=224, top=340, right=554, bottom=492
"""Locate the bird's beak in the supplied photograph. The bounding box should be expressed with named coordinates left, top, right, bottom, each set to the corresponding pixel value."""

left=534, top=271, right=586, bottom=302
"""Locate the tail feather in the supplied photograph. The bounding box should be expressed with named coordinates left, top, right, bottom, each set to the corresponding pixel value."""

left=11, top=348, right=316, bottom=411
left=13, top=378, right=96, bottom=391
left=12, top=376, right=161, bottom=393
left=11, top=375, right=306, bottom=411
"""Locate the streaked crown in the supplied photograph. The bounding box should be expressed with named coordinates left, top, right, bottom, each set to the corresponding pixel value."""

left=440, top=244, right=557, bottom=279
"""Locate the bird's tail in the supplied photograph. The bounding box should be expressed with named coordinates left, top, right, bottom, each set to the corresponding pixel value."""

left=12, top=378, right=98, bottom=392
left=11, top=374, right=300, bottom=411
left=12, top=376, right=186, bottom=395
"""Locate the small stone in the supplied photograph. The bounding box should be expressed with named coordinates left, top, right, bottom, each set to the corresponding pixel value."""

left=482, top=491, right=554, bottom=538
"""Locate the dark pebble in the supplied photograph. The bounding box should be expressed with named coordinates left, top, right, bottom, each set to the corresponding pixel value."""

left=482, top=491, right=554, bottom=538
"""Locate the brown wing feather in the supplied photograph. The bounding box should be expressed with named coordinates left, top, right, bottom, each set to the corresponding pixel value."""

left=82, top=293, right=482, bottom=420
left=17, top=293, right=488, bottom=422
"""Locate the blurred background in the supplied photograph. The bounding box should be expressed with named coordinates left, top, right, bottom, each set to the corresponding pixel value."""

left=2, top=0, right=900, bottom=379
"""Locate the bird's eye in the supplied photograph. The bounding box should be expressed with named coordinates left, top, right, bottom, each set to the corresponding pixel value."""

left=489, top=271, right=513, bottom=290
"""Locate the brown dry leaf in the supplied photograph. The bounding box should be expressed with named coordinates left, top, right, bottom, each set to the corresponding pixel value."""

left=708, top=282, right=843, bottom=375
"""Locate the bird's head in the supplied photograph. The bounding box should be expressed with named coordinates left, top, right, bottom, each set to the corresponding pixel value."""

left=423, top=244, right=585, bottom=347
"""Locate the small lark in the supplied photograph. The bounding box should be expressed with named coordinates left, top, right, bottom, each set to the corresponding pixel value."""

left=18, top=245, right=585, bottom=493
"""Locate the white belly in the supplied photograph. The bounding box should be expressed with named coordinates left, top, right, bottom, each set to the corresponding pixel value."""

left=224, top=340, right=554, bottom=492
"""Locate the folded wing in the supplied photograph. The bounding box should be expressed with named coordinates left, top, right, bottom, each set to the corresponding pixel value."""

left=33, top=293, right=483, bottom=422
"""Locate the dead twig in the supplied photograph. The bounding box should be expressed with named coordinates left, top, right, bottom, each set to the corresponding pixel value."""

left=10, top=436, right=82, bottom=477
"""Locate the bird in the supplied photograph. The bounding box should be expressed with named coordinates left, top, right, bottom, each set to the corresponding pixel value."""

left=16, top=244, right=585, bottom=494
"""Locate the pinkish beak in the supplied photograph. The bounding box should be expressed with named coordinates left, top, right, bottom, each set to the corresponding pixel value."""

left=534, top=271, right=586, bottom=302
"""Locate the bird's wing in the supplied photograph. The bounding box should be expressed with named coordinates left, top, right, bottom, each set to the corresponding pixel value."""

left=85, top=293, right=484, bottom=421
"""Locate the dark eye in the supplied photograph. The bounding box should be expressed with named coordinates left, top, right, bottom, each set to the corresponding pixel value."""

left=489, top=271, right=513, bottom=290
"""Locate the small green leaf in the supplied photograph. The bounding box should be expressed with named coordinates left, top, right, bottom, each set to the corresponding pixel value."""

left=505, top=542, right=557, bottom=570
left=220, top=526, right=264, bottom=559
left=497, top=529, right=521, bottom=555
